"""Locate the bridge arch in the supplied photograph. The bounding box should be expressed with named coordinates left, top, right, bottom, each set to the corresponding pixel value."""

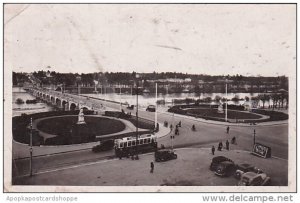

left=62, top=100, right=68, bottom=111
left=70, top=102, right=77, bottom=111
left=55, top=98, right=62, bottom=108
left=50, top=96, right=55, bottom=104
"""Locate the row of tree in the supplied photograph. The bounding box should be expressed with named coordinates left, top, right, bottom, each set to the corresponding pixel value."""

left=205, top=93, right=288, bottom=109
left=13, top=71, right=288, bottom=90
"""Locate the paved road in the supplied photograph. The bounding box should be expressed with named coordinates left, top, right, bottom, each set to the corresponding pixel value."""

left=13, top=93, right=288, bottom=179
left=13, top=148, right=288, bottom=188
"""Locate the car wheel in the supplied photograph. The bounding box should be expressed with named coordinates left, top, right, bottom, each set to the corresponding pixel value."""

left=173, top=154, right=178, bottom=159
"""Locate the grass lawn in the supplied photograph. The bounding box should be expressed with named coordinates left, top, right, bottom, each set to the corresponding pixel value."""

left=37, top=116, right=126, bottom=136
left=185, top=108, right=262, bottom=120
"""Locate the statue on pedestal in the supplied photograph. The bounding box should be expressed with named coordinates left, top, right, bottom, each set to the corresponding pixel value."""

left=77, top=108, right=86, bottom=124
left=218, top=103, right=224, bottom=113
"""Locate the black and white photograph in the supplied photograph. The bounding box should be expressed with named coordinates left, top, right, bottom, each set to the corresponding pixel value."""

left=3, top=3, right=296, bottom=193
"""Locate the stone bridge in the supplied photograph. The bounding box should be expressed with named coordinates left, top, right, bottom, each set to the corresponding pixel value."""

left=28, top=88, right=105, bottom=111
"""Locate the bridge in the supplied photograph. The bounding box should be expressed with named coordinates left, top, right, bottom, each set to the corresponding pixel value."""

left=28, top=88, right=107, bottom=112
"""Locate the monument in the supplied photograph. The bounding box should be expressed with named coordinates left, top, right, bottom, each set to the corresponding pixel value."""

left=71, top=108, right=95, bottom=144
left=217, top=103, right=224, bottom=113
left=93, top=80, right=99, bottom=94
left=77, top=108, right=86, bottom=124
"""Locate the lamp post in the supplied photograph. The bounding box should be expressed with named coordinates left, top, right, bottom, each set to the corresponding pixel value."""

left=135, top=73, right=140, bottom=158
left=253, top=129, right=256, bottom=145
left=171, top=99, right=175, bottom=150
left=76, top=76, right=81, bottom=95
left=225, top=79, right=228, bottom=122
left=155, top=83, right=158, bottom=130
left=119, top=83, right=122, bottom=111
left=29, top=117, right=33, bottom=177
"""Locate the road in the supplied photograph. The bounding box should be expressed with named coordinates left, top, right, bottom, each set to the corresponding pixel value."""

left=13, top=94, right=288, bottom=180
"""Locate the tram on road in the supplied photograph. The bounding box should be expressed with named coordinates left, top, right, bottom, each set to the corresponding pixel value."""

left=114, top=134, right=158, bottom=158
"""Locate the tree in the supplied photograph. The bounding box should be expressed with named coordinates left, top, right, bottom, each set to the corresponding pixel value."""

left=214, top=95, right=221, bottom=103
left=203, top=97, right=212, bottom=103
left=251, top=96, right=259, bottom=108
left=232, top=95, right=240, bottom=104
left=257, top=94, right=270, bottom=109
left=270, top=94, right=279, bottom=109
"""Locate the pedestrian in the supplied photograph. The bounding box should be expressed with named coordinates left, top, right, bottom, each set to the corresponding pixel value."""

left=226, top=126, right=230, bottom=134
left=178, top=121, right=181, bottom=127
left=170, top=124, right=173, bottom=131
left=192, top=124, right=196, bottom=131
left=150, top=162, right=154, bottom=173
left=226, top=140, right=229, bottom=150
left=175, top=128, right=179, bottom=135
left=218, top=142, right=223, bottom=151
left=231, top=137, right=236, bottom=145
left=211, top=146, right=215, bottom=155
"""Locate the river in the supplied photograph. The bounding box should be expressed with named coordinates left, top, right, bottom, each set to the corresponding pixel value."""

left=12, top=87, right=54, bottom=117
left=12, top=87, right=280, bottom=117
left=83, top=92, right=275, bottom=108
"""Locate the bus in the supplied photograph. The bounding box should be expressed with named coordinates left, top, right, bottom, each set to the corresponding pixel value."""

left=114, top=134, right=157, bottom=158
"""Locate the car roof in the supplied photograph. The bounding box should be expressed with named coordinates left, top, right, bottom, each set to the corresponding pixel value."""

left=157, top=149, right=172, bottom=152
left=239, top=163, right=253, bottom=168
left=212, top=156, right=233, bottom=162
left=242, top=172, right=259, bottom=178
left=219, top=161, right=234, bottom=166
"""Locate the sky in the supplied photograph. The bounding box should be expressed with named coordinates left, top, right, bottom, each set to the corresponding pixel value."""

left=4, top=4, right=296, bottom=76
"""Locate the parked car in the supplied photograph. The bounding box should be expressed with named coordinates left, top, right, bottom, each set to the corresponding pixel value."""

left=127, top=105, right=134, bottom=110
left=210, top=156, right=234, bottom=171
left=238, top=171, right=271, bottom=186
left=155, top=149, right=177, bottom=162
left=92, top=140, right=114, bottom=152
left=214, top=161, right=237, bottom=177
left=146, top=105, right=156, bottom=112
left=235, top=163, right=263, bottom=180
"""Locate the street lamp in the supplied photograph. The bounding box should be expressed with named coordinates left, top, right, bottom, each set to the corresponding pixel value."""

left=225, top=79, right=228, bottom=122
left=76, top=76, right=81, bottom=95
left=253, top=129, right=256, bottom=145
left=29, top=117, right=33, bottom=177
left=135, top=73, right=140, bottom=158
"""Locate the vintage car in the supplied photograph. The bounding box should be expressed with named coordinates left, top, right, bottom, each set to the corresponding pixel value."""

left=92, top=140, right=115, bottom=152
left=155, top=149, right=177, bottom=162
left=210, top=156, right=234, bottom=171
left=238, top=172, right=271, bottom=186
left=127, top=105, right=134, bottom=110
left=146, top=105, right=156, bottom=112
left=214, top=161, right=237, bottom=177
left=235, top=163, right=263, bottom=180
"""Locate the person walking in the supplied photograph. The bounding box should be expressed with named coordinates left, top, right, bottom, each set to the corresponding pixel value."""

left=231, top=137, right=236, bottom=145
left=150, top=162, right=154, bottom=173
left=211, top=146, right=215, bottom=155
left=218, top=142, right=223, bottom=151
left=226, top=140, right=229, bottom=150
left=226, top=126, right=230, bottom=134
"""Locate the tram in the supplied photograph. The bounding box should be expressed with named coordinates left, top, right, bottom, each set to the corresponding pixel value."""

left=114, top=134, right=158, bottom=158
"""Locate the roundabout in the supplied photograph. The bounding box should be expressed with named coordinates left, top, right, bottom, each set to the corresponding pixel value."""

left=36, top=115, right=126, bottom=139
left=12, top=110, right=156, bottom=147
left=168, top=104, right=288, bottom=123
